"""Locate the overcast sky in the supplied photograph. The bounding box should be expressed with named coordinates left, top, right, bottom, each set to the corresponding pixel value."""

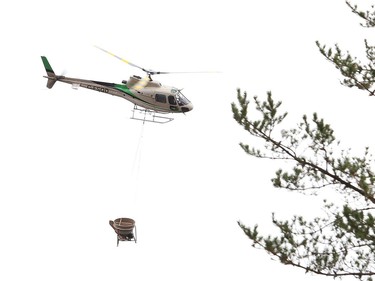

left=1, top=0, right=374, bottom=280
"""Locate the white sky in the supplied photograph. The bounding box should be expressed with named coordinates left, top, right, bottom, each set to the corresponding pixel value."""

left=1, top=0, right=374, bottom=280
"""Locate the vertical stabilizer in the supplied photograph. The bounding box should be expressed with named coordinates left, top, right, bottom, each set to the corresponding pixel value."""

left=41, top=56, right=57, bottom=89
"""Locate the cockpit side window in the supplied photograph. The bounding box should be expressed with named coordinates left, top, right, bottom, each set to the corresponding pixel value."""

left=168, top=95, right=177, bottom=105
left=155, top=94, right=166, bottom=103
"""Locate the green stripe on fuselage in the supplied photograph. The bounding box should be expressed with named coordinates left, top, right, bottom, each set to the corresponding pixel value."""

left=94, top=81, right=164, bottom=110
left=94, top=81, right=137, bottom=99
left=113, top=84, right=164, bottom=110
left=114, top=84, right=134, bottom=96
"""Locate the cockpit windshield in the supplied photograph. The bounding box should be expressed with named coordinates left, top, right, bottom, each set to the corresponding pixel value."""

left=171, top=88, right=190, bottom=106
left=175, top=91, right=190, bottom=106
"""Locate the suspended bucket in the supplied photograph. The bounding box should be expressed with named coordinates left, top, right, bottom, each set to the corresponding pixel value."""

left=109, top=218, right=137, bottom=246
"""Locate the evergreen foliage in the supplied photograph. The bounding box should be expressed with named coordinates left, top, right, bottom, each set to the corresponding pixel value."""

left=232, top=2, right=375, bottom=280
left=317, top=1, right=375, bottom=96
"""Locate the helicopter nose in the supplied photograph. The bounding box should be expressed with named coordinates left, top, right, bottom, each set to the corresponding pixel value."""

left=181, top=103, right=193, bottom=112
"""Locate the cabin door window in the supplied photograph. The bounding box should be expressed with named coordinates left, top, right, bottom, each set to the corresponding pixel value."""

left=155, top=94, right=166, bottom=103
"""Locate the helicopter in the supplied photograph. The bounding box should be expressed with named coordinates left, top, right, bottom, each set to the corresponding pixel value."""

left=41, top=46, right=196, bottom=123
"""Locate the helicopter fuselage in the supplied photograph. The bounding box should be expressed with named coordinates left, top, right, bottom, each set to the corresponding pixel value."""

left=47, top=75, right=193, bottom=114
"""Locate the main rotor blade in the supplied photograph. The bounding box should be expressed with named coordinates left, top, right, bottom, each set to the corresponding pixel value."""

left=94, top=45, right=221, bottom=76
left=153, top=70, right=221, bottom=75
left=94, top=45, right=148, bottom=73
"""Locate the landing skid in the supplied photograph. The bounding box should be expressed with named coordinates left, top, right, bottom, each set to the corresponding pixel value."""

left=131, top=105, right=174, bottom=124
